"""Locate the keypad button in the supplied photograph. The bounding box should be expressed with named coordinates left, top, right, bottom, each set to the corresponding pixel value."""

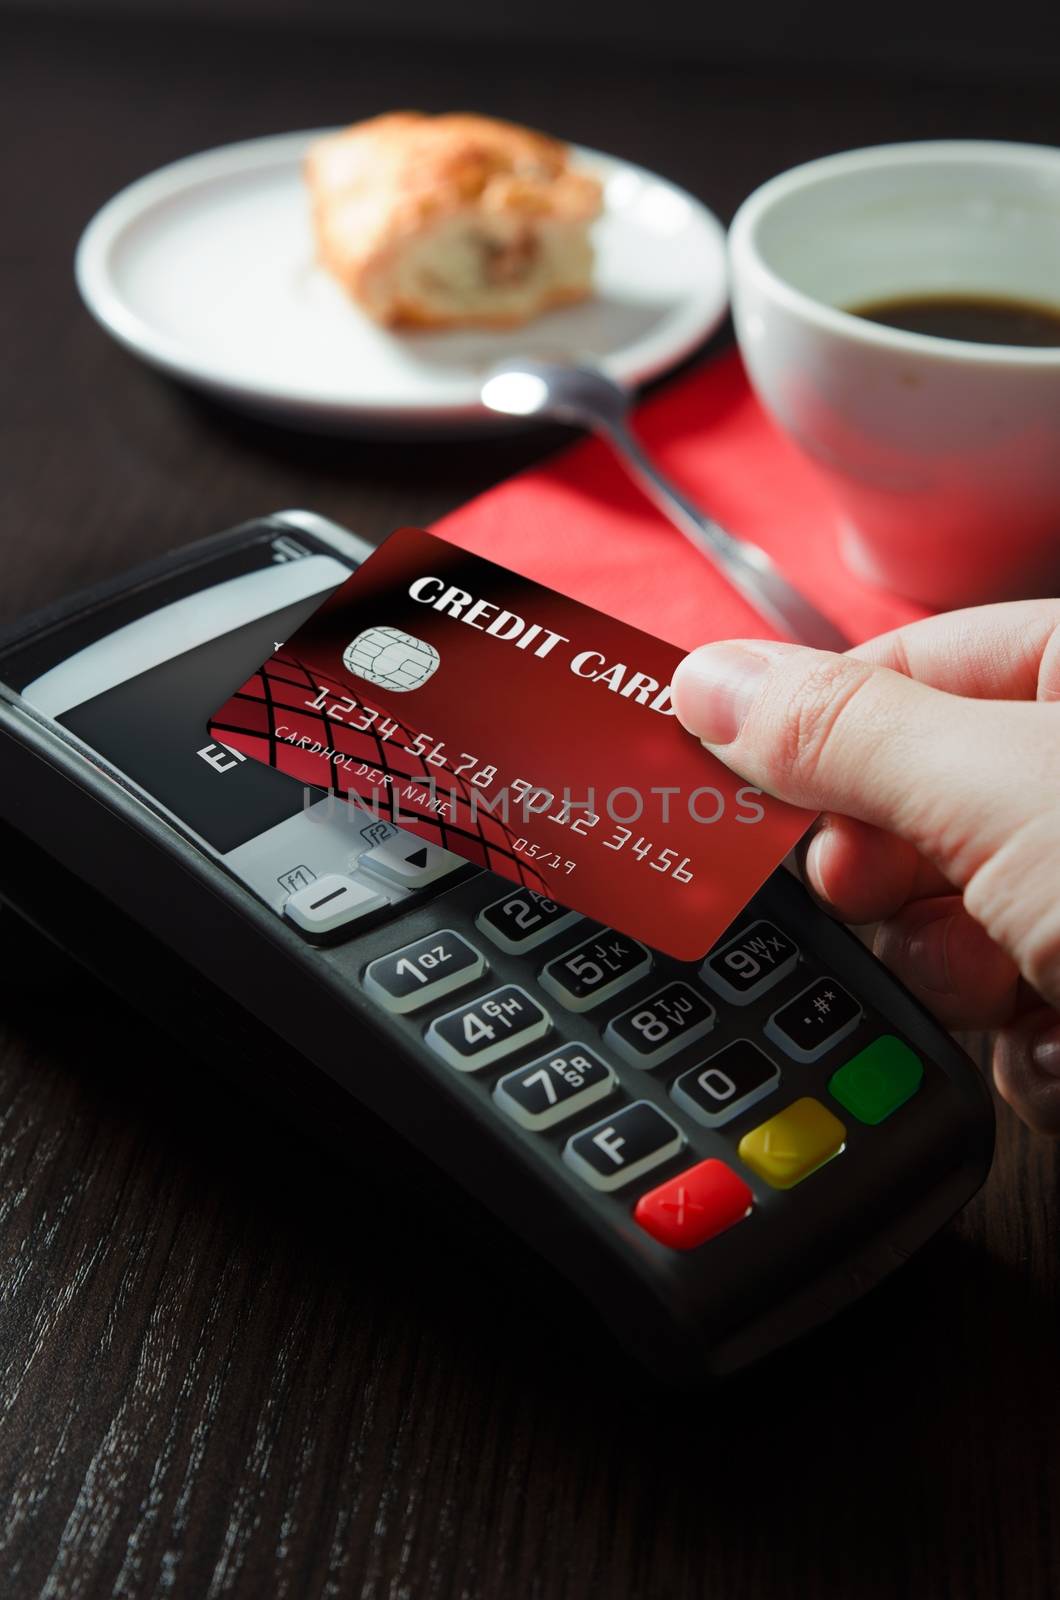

left=426, top=984, right=550, bottom=1072
left=738, top=1097, right=846, bottom=1190
left=634, top=1160, right=754, bottom=1250
left=283, top=873, right=388, bottom=936
left=701, top=919, right=799, bottom=1004
left=671, top=1040, right=780, bottom=1128
left=604, top=982, right=715, bottom=1068
left=363, top=930, right=486, bottom=1014
left=358, top=835, right=462, bottom=888
left=563, top=1101, right=684, bottom=1192
left=494, top=1045, right=616, bottom=1131
left=541, top=930, right=651, bottom=1012
left=476, top=889, right=581, bottom=953
left=829, top=1035, right=924, bottom=1124
left=765, top=978, right=861, bottom=1062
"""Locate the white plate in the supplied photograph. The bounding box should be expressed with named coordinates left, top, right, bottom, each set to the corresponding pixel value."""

left=75, top=129, right=728, bottom=434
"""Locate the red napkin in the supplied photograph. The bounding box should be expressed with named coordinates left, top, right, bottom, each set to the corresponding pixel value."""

left=433, top=348, right=928, bottom=652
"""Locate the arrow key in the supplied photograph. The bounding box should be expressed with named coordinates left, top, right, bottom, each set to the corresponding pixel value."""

left=359, top=834, right=463, bottom=888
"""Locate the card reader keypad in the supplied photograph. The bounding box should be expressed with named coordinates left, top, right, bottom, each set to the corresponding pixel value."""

left=357, top=885, right=928, bottom=1257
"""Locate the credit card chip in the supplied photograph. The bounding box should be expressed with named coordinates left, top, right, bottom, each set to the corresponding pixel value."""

left=343, top=626, right=440, bottom=691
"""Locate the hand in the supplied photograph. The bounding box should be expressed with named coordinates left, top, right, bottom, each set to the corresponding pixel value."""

left=671, top=600, right=1060, bottom=1137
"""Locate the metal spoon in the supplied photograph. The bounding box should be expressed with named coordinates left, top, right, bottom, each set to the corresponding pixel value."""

left=480, top=358, right=849, bottom=652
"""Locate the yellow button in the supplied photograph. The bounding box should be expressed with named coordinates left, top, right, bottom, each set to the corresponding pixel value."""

left=738, top=1097, right=846, bottom=1190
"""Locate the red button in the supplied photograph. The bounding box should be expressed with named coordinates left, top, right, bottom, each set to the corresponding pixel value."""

left=633, top=1159, right=753, bottom=1250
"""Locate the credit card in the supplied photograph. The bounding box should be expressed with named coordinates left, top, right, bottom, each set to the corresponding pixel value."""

left=209, top=528, right=813, bottom=960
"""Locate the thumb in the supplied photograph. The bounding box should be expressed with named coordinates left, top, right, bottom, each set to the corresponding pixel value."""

left=670, top=640, right=1057, bottom=894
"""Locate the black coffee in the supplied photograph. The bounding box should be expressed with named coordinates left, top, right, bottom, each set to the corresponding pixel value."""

left=848, top=292, right=1060, bottom=347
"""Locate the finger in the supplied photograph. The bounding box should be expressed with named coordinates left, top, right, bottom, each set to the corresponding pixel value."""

left=801, top=818, right=916, bottom=924
left=993, top=1006, right=1060, bottom=1138
left=849, top=598, right=1060, bottom=701
left=670, top=640, right=1060, bottom=891
left=801, top=816, right=951, bottom=924
left=872, top=896, right=1022, bottom=1030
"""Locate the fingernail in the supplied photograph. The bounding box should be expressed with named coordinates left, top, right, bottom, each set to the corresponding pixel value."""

left=905, top=914, right=955, bottom=995
left=1032, top=1023, right=1060, bottom=1077
left=804, top=822, right=832, bottom=899
left=671, top=644, right=781, bottom=745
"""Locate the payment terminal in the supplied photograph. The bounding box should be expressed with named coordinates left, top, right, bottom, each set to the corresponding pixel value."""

left=0, top=512, right=995, bottom=1380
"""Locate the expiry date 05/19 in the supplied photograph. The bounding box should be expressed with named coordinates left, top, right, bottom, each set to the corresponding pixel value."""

left=510, top=829, right=694, bottom=883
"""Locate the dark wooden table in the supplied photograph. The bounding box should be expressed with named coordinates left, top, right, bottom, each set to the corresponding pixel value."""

left=2, top=13, right=1058, bottom=1597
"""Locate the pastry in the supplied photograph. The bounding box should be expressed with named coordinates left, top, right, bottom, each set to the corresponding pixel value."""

left=305, top=112, right=603, bottom=329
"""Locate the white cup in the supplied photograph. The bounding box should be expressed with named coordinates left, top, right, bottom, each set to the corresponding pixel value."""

left=728, top=140, right=1060, bottom=608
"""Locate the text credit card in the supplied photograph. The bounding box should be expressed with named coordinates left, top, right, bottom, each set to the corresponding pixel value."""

left=209, top=528, right=813, bottom=960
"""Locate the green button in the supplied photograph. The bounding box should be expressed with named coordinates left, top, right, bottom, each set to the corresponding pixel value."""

left=828, top=1036, right=924, bottom=1125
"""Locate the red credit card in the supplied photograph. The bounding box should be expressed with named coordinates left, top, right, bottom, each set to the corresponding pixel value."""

left=209, top=528, right=813, bottom=960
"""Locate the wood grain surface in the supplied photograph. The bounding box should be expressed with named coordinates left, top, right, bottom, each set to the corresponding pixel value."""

left=0, top=13, right=1057, bottom=1597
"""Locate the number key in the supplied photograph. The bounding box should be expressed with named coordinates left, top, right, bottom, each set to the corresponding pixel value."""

left=426, top=985, right=550, bottom=1072
left=604, top=982, right=714, bottom=1068
left=476, top=889, right=581, bottom=953
left=494, top=1045, right=615, bottom=1130
left=701, top=919, right=799, bottom=1004
left=671, top=1041, right=780, bottom=1128
left=363, top=930, right=485, bottom=1014
left=540, top=930, right=651, bottom=1012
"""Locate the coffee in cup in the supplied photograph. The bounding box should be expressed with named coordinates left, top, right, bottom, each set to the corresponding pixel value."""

left=728, top=141, right=1060, bottom=609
